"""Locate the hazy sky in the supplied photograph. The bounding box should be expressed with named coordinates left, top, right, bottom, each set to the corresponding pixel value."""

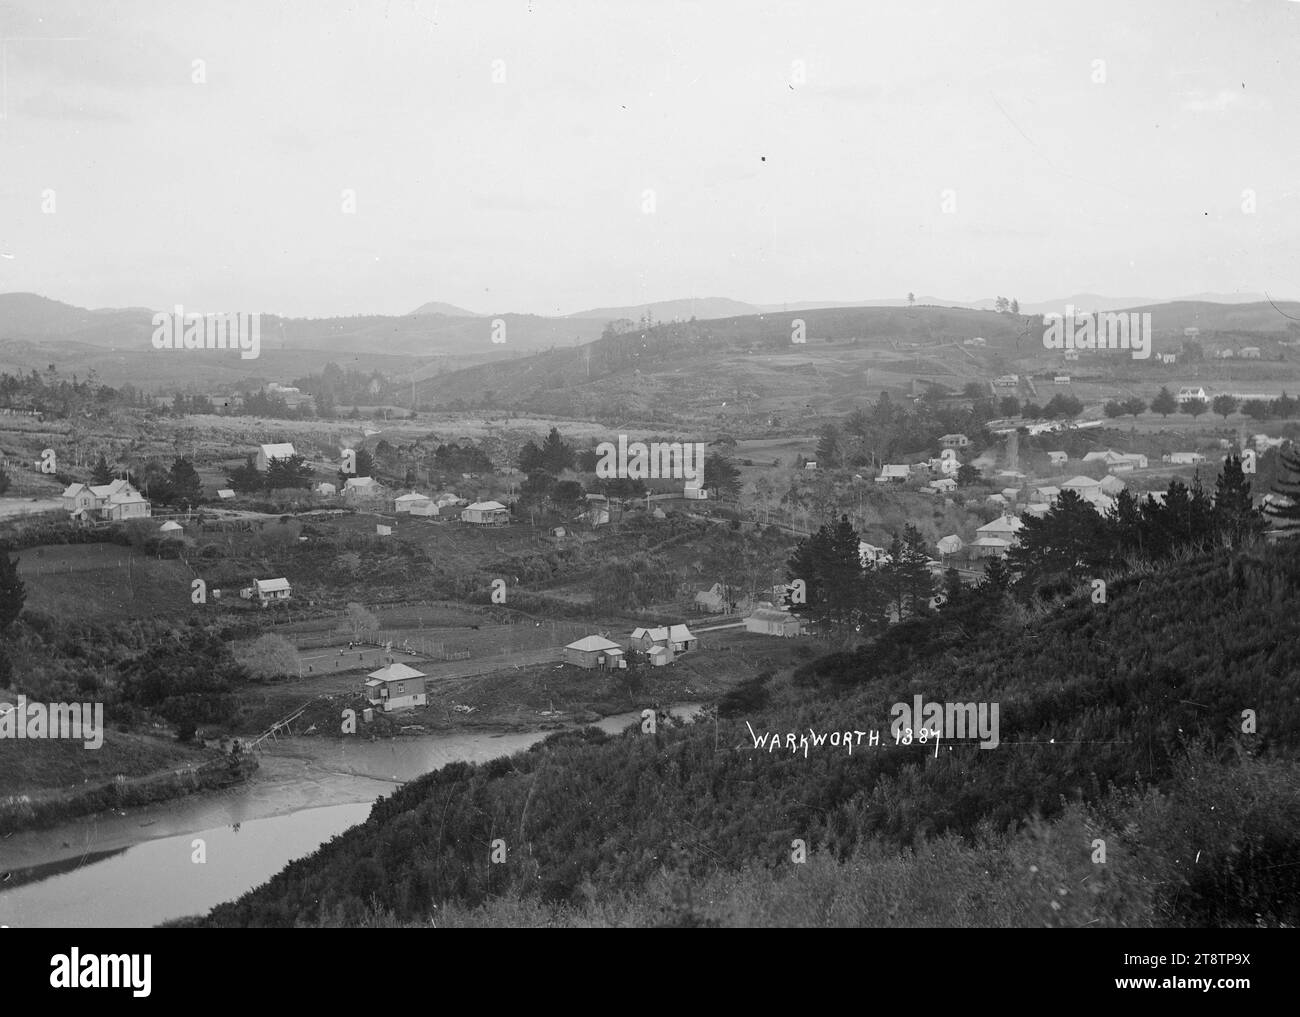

left=1, top=0, right=1298, bottom=317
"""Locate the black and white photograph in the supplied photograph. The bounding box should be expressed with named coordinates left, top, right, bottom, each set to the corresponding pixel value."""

left=0, top=0, right=1294, bottom=981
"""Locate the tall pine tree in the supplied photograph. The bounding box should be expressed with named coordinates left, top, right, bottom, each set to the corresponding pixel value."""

left=0, top=549, right=26, bottom=632
left=1214, top=454, right=1266, bottom=547
left=1263, top=445, right=1300, bottom=538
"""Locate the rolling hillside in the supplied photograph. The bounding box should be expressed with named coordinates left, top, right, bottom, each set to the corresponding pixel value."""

left=413, top=300, right=1300, bottom=424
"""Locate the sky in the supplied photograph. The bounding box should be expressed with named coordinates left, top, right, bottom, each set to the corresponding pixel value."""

left=0, top=0, right=1298, bottom=318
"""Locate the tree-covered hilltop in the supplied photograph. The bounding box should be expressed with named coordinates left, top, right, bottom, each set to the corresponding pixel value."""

left=198, top=533, right=1300, bottom=928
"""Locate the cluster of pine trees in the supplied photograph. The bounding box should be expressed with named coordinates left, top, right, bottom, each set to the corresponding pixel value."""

left=785, top=519, right=936, bottom=635
left=1010, top=457, right=1265, bottom=591
left=227, top=453, right=314, bottom=494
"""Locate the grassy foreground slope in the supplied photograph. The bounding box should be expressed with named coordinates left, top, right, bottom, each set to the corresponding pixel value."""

left=202, top=543, right=1300, bottom=928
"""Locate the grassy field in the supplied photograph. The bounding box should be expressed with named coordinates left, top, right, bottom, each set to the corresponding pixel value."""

left=14, top=544, right=195, bottom=621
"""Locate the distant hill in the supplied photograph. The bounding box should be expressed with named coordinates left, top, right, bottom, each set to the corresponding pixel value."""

left=976, top=294, right=1161, bottom=315
left=413, top=299, right=1300, bottom=422
left=565, top=297, right=760, bottom=321
left=971, top=293, right=1291, bottom=315
left=1117, top=299, right=1300, bottom=333
left=756, top=296, right=966, bottom=312
left=0, top=294, right=605, bottom=376
left=409, top=301, right=482, bottom=317
left=414, top=303, right=1031, bottom=422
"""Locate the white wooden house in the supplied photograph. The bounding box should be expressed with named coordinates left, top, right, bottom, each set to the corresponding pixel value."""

left=461, top=500, right=509, bottom=525
left=394, top=493, right=432, bottom=513
left=744, top=604, right=803, bottom=637
left=242, top=577, right=291, bottom=605
left=256, top=443, right=296, bottom=472
left=976, top=515, right=1024, bottom=544
left=61, top=480, right=151, bottom=522
left=563, top=635, right=624, bottom=669
left=364, top=663, right=427, bottom=711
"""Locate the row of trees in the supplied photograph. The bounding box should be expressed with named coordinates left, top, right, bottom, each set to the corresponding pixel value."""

left=1008, top=457, right=1264, bottom=590
left=1103, top=387, right=1300, bottom=422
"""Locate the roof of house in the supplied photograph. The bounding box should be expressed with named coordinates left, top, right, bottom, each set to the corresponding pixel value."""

left=344, top=476, right=377, bottom=488
left=70, top=479, right=130, bottom=500
left=254, top=577, right=291, bottom=593
left=748, top=605, right=798, bottom=624
left=366, top=662, right=427, bottom=682
left=394, top=492, right=431, bottom=503
left=971, top=537, right=1011, bottom=548
left=668, top=624, right=695, bottom=641
left=977, top=515, right=1024, bottom=536
left=566, top=635, right=622, bottom=653
left=1063, top=475, right=1101, bottom=489
left=466, top=500, right=507, bottom=511
left=936, top=535, right=964, bottom=554
left=259, top=443, right=296, bottom=460
left=218, top=488, right=236, bottom=498
left=878, top=464, right=910, bottom=478
left=631, top=626, right=670, bottom=641
left=159, top=521, right=183, bottom=531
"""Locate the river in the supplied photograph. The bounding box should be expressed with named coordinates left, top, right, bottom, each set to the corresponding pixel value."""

left=0, top=705, right=701, bottom=928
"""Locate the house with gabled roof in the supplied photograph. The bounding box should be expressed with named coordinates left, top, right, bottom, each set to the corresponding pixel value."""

left=976, top=514, right=1024, bottom=544
left=694, top=582, right=730, bottom=614
left=256, top=443, right=296, bottom=471
left=61, top=479, right=151, bottom=522
left=343, top=476, right=381, bottom=497
left=254, top=577, right=291, bottom=602
left=1062, top=475, right=1102, bottom=495
left=629, top=623, right=697, bottom=654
